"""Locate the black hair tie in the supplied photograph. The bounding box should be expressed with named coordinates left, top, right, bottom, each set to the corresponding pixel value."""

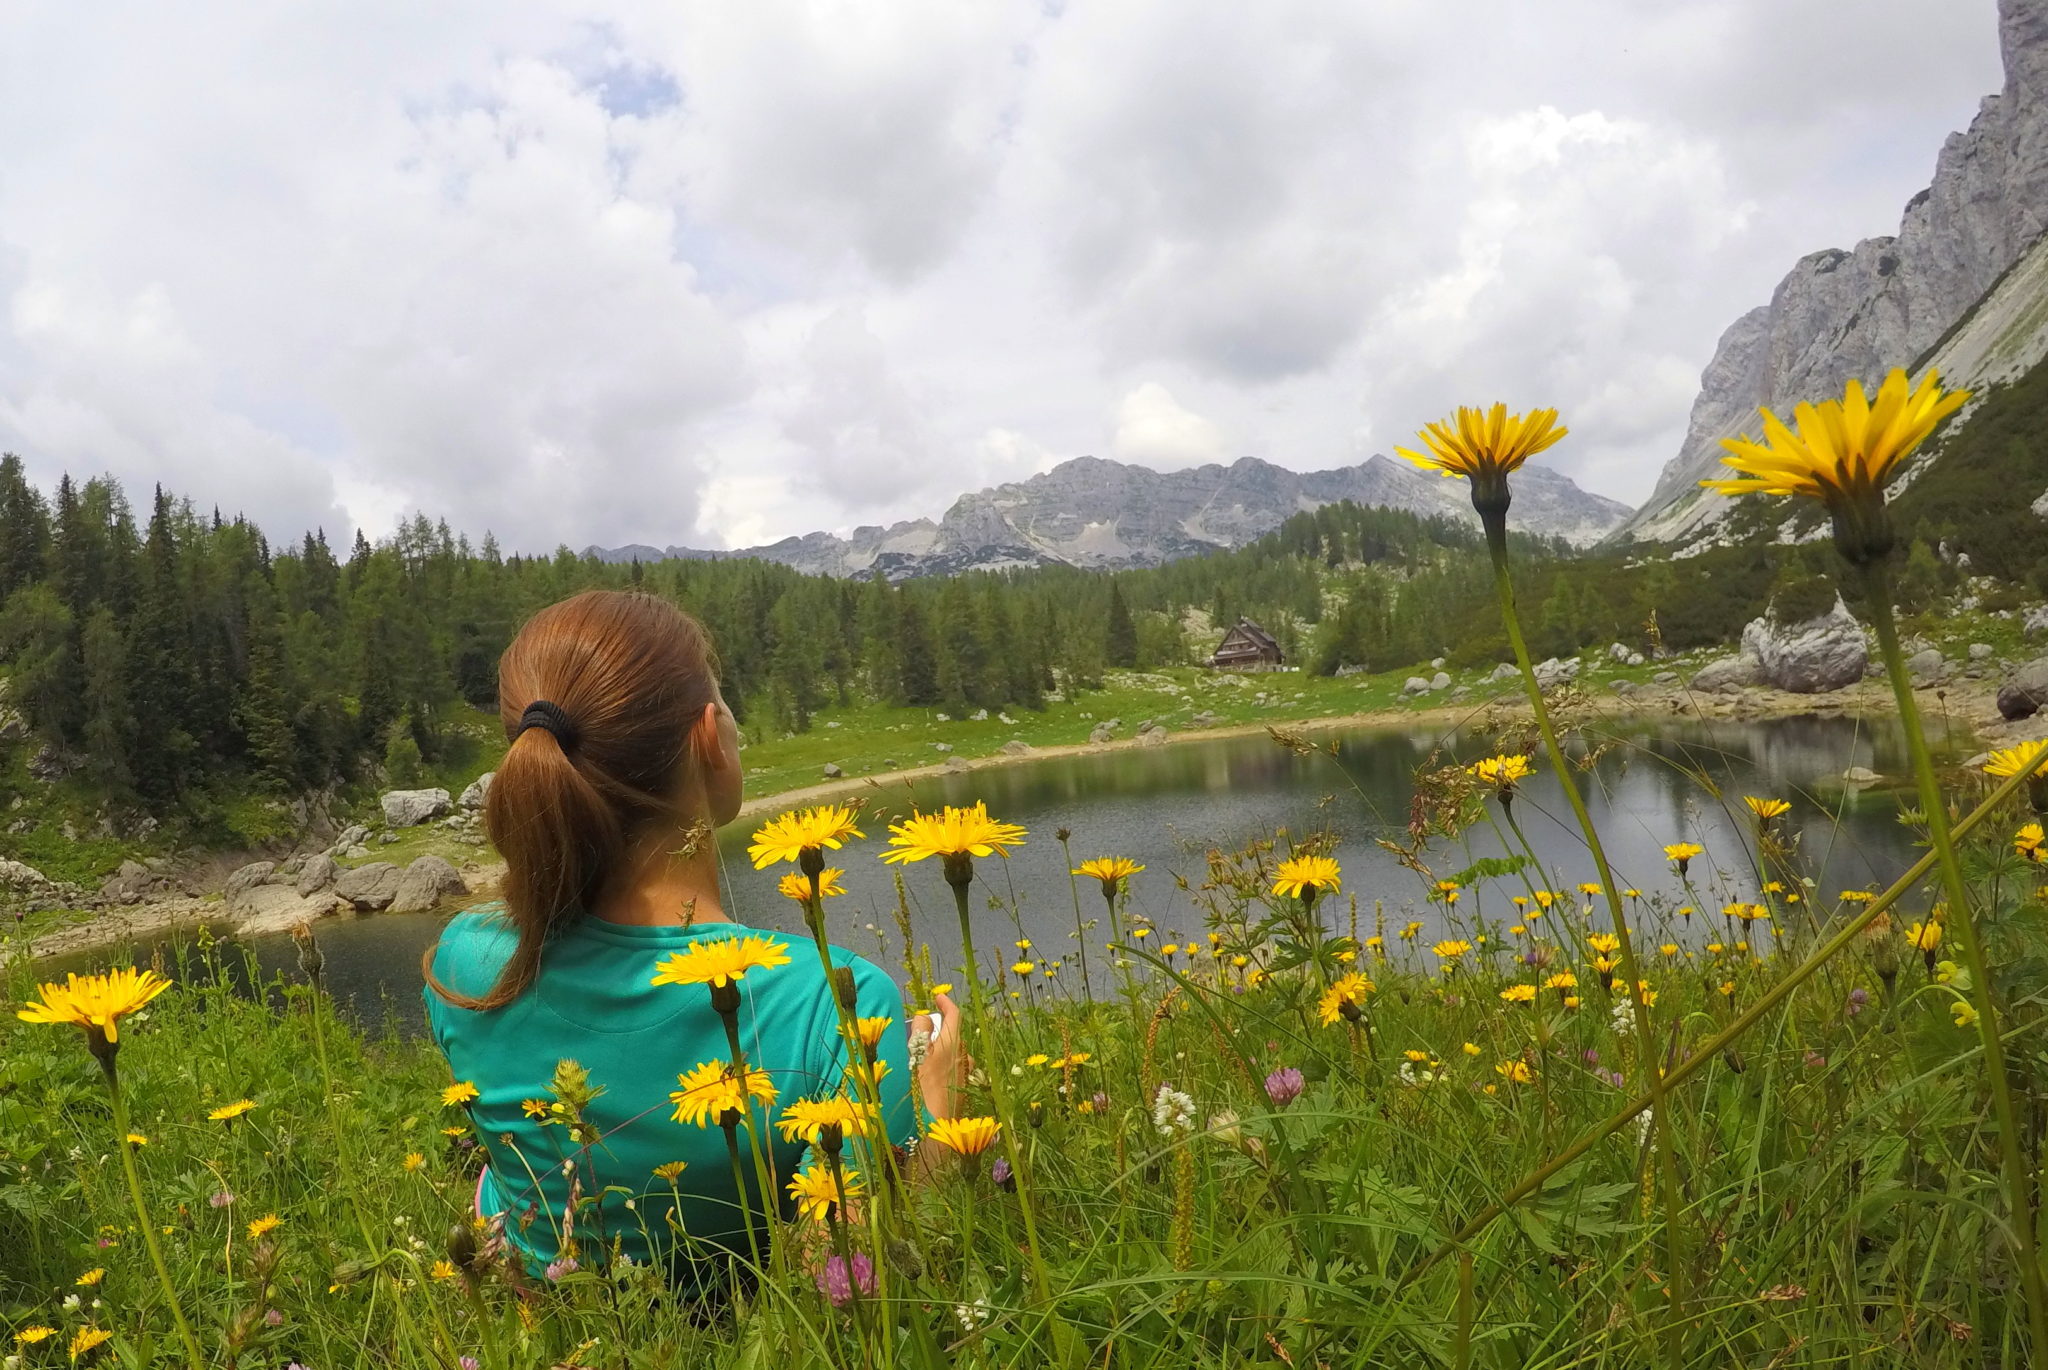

left=517, top=700, right=579, bottom=752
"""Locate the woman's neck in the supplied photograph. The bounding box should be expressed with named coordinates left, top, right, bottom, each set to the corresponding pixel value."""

left=588, top=819, right=727, bottom=927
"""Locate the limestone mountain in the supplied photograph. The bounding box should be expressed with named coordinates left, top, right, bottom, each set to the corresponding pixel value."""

left=1619, top=0, right=2048, bottom=547
left=590, top=453, right=1630, bottom=579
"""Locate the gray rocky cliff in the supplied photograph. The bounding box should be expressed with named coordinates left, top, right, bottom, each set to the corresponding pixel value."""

left=1622, top=0, right=2048, bottom=544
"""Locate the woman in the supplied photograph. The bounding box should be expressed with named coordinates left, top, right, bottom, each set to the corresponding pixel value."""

left=423, top=590, right=963, bottom=1282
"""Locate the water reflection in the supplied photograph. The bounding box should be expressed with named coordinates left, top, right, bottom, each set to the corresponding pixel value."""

left=43, top=713, right=1934, bottom=1035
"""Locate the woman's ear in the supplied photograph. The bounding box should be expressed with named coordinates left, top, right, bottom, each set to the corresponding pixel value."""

left=691, top=698, right=743, bottom=825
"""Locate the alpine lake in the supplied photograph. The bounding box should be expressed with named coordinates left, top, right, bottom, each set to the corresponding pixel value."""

left=38, top=712, right=1954, bottom=1034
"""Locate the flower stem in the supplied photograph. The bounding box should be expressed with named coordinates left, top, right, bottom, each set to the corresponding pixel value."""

left=102, top=1059, right=206, bottom=1370
left=949, top=874, right=1054, bottom=1306
left=1484, top=521, right=1683, bottom=1362
left=1860, top=562, right=2047, bottom=1350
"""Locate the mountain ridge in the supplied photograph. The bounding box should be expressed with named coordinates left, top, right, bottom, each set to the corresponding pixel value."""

left=588, top=452, right=1632, bottom=578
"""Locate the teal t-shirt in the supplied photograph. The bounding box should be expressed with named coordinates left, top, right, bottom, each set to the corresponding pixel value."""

left=424, top=903, right=912, bottom=1276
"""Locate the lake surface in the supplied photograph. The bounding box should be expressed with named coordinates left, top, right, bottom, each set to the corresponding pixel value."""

left=42, top=712, right=1949, bottom=1034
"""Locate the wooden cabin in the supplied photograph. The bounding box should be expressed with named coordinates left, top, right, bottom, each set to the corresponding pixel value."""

left=1210, top=618, right=1284, bottom=670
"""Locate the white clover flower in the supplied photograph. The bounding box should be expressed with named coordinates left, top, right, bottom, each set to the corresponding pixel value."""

left=1151, top=1083, right=1196, bottom=1137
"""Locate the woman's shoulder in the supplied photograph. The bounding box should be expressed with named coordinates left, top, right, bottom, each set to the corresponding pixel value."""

left=430, top=902, right=517, bottom=991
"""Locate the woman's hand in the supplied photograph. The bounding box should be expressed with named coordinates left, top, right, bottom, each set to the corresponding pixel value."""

left=915, top=993, right=969, bottom=1121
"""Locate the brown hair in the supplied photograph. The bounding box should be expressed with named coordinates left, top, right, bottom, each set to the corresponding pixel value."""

left=424, top=590, right=721, bottom=1010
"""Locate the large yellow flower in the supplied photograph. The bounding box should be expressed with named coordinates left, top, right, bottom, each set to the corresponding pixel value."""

left=1664, top=842, right=1704, bottom=868
left=748, top=804, right=866, bottom=869
left=1073, top=857, right=1144, bottom=896
left=1982, top=744, right=2048, bottom=781
left=1316, top=971, right=1374, bottom=1025
left=1703, top=368, right=1968, bottom=504
left=928, top=1115, right=1002, bottom=1156
left=1430, top=939, right=1472, bottom=960
left=777, top=868, right=846, bottom=902
left=1467, top=754, right=1534, bottom=791
left=878, top=802, right=1027, bottom=864
left=1396, top=403, right=1568, bottom=485
left=1744, top=796, right=1791, bottom=821
left=1905, top=920, right=1943, bottom=954
left=68, top=1327, right=114, bottom=1362
left=786, top=1163, right=863, bottom=1221
left=209, top=1099, right=259, bottom=1122
left=776, top=1095, right=878, bottom=1145
left=17, top=967, right=172, bottom=1046
left=670, top=1061, right=779, bottom=1128
left=2018, top=823, right=2045, bottom=863
left=1271, top=854, right=1341, bottom=901
left=651, top=935, right=793, bottom=990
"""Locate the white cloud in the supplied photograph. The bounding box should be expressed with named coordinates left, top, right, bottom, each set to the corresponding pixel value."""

left=1112, top=382, right=1228, bottom=469
left=0, top=0, right=2008, bottom=551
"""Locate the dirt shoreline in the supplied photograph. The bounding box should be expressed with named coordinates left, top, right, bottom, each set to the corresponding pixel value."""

left=18, top=673, right=2036, bottom=963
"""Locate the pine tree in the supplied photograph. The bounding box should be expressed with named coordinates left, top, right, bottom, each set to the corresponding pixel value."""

left=1105, top=582, right=1138, bottom=669
left=237, top=583, right=299, bottom=792
left=80, top=607, right=135, bottom=794
left=0, top=454, right=51, bottom=601
left=895, top=595, right=939, bottom=706
left=0, top=583, right=81, bottom=746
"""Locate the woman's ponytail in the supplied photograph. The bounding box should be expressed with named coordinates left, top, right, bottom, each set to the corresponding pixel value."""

left=423, top=591, right=719, bottom=1010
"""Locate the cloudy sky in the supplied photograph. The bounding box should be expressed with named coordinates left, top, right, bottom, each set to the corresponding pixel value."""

left=0, top=1, right=2006, bottom=554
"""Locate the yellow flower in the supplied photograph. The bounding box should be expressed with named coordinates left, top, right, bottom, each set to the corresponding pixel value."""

left=786, top=1164, right=863, bottom=1221
left=1495, top=1060, right=1533, bottom=1084
left=1508, top=924, right=1526, bottom=936
left=1396, top=402, right=1569, bottom=486
left=75, top=1268, right=105, bottom=1287
left=431, top=1259, right=459, bottom=1281
left=1744, top=796, right=1791, bottom=821
left=1951, top=998, right=1979, bottom=1029
left=15, top=1326, right=58, bottom=1345
left=847, top=1016, right=893, bottom=1051
left=1403, top=1049, right=1430, bottom=1063
left=1982, top=744, right=2048, bottom=781
left=1839, top=889, right=1876, bottom=903
left=247, top=1214, right=282, bottom=1241
left=1576, top=882, right=1601, bottom=897
left=1634, top=981, right=1658, bottom=1007
left=1544, top=972, right=1577, bottom=991
left=1704, top=368, right=1968, bottom=505
left=1430, top=940, right=1472, bottom=960
left=1467, top=754, right=1534, bottom=791
left=748, top=804, right=866, bottom=869
left=1499, top=984, right=1536, bottom=1005
left=520, top=1098, right=552, bottom=1121
left=125, top=1133, right=147, bottom=1146
left=440, top=1082, right=479, bottom=1108
left=1316, top=972, right=1374, bottom=1026
left=403, top=1152, right=426, bottom=1173
left=651, top=935, right=793, bottom=990
left=209, top=1099, right=258, bottom=1122
left=1586, top=933, right=1619, bottom=955
left=1906, top=920, right=1943, bottom=953
left=2018, top=823, right=2045, bottom=863
left=1659, top=944, right=1679, bottom=958
left=17, top=966, right=172, bottom=1047
left=68, top=1327, right=114, bottom=1361
left=1073, top=857, right=1144, bottom=895
left=1564, top=995, right=1582, bottom=1009
left=670, top=1061, right=779, bottom=1128
left=928, top=1115, right=1002, bottom=1156
left=777, top=868, right=846, bottom=901
left=776, top=1096, right=877, bottom=1145
left=1461, top=1042, right=1481, bottom=1057
left=1025, top=1053, right=1050, bottom=1067
left=1011, top=960, right=1036, bottom=976
left=653, top=1161, right=689, bottom=1181
left=1271, top=854, right=1342, bottom=901
left=845, top=1058, right=891, bottom=1092
left=879, top=802, right=1026, bottom=864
